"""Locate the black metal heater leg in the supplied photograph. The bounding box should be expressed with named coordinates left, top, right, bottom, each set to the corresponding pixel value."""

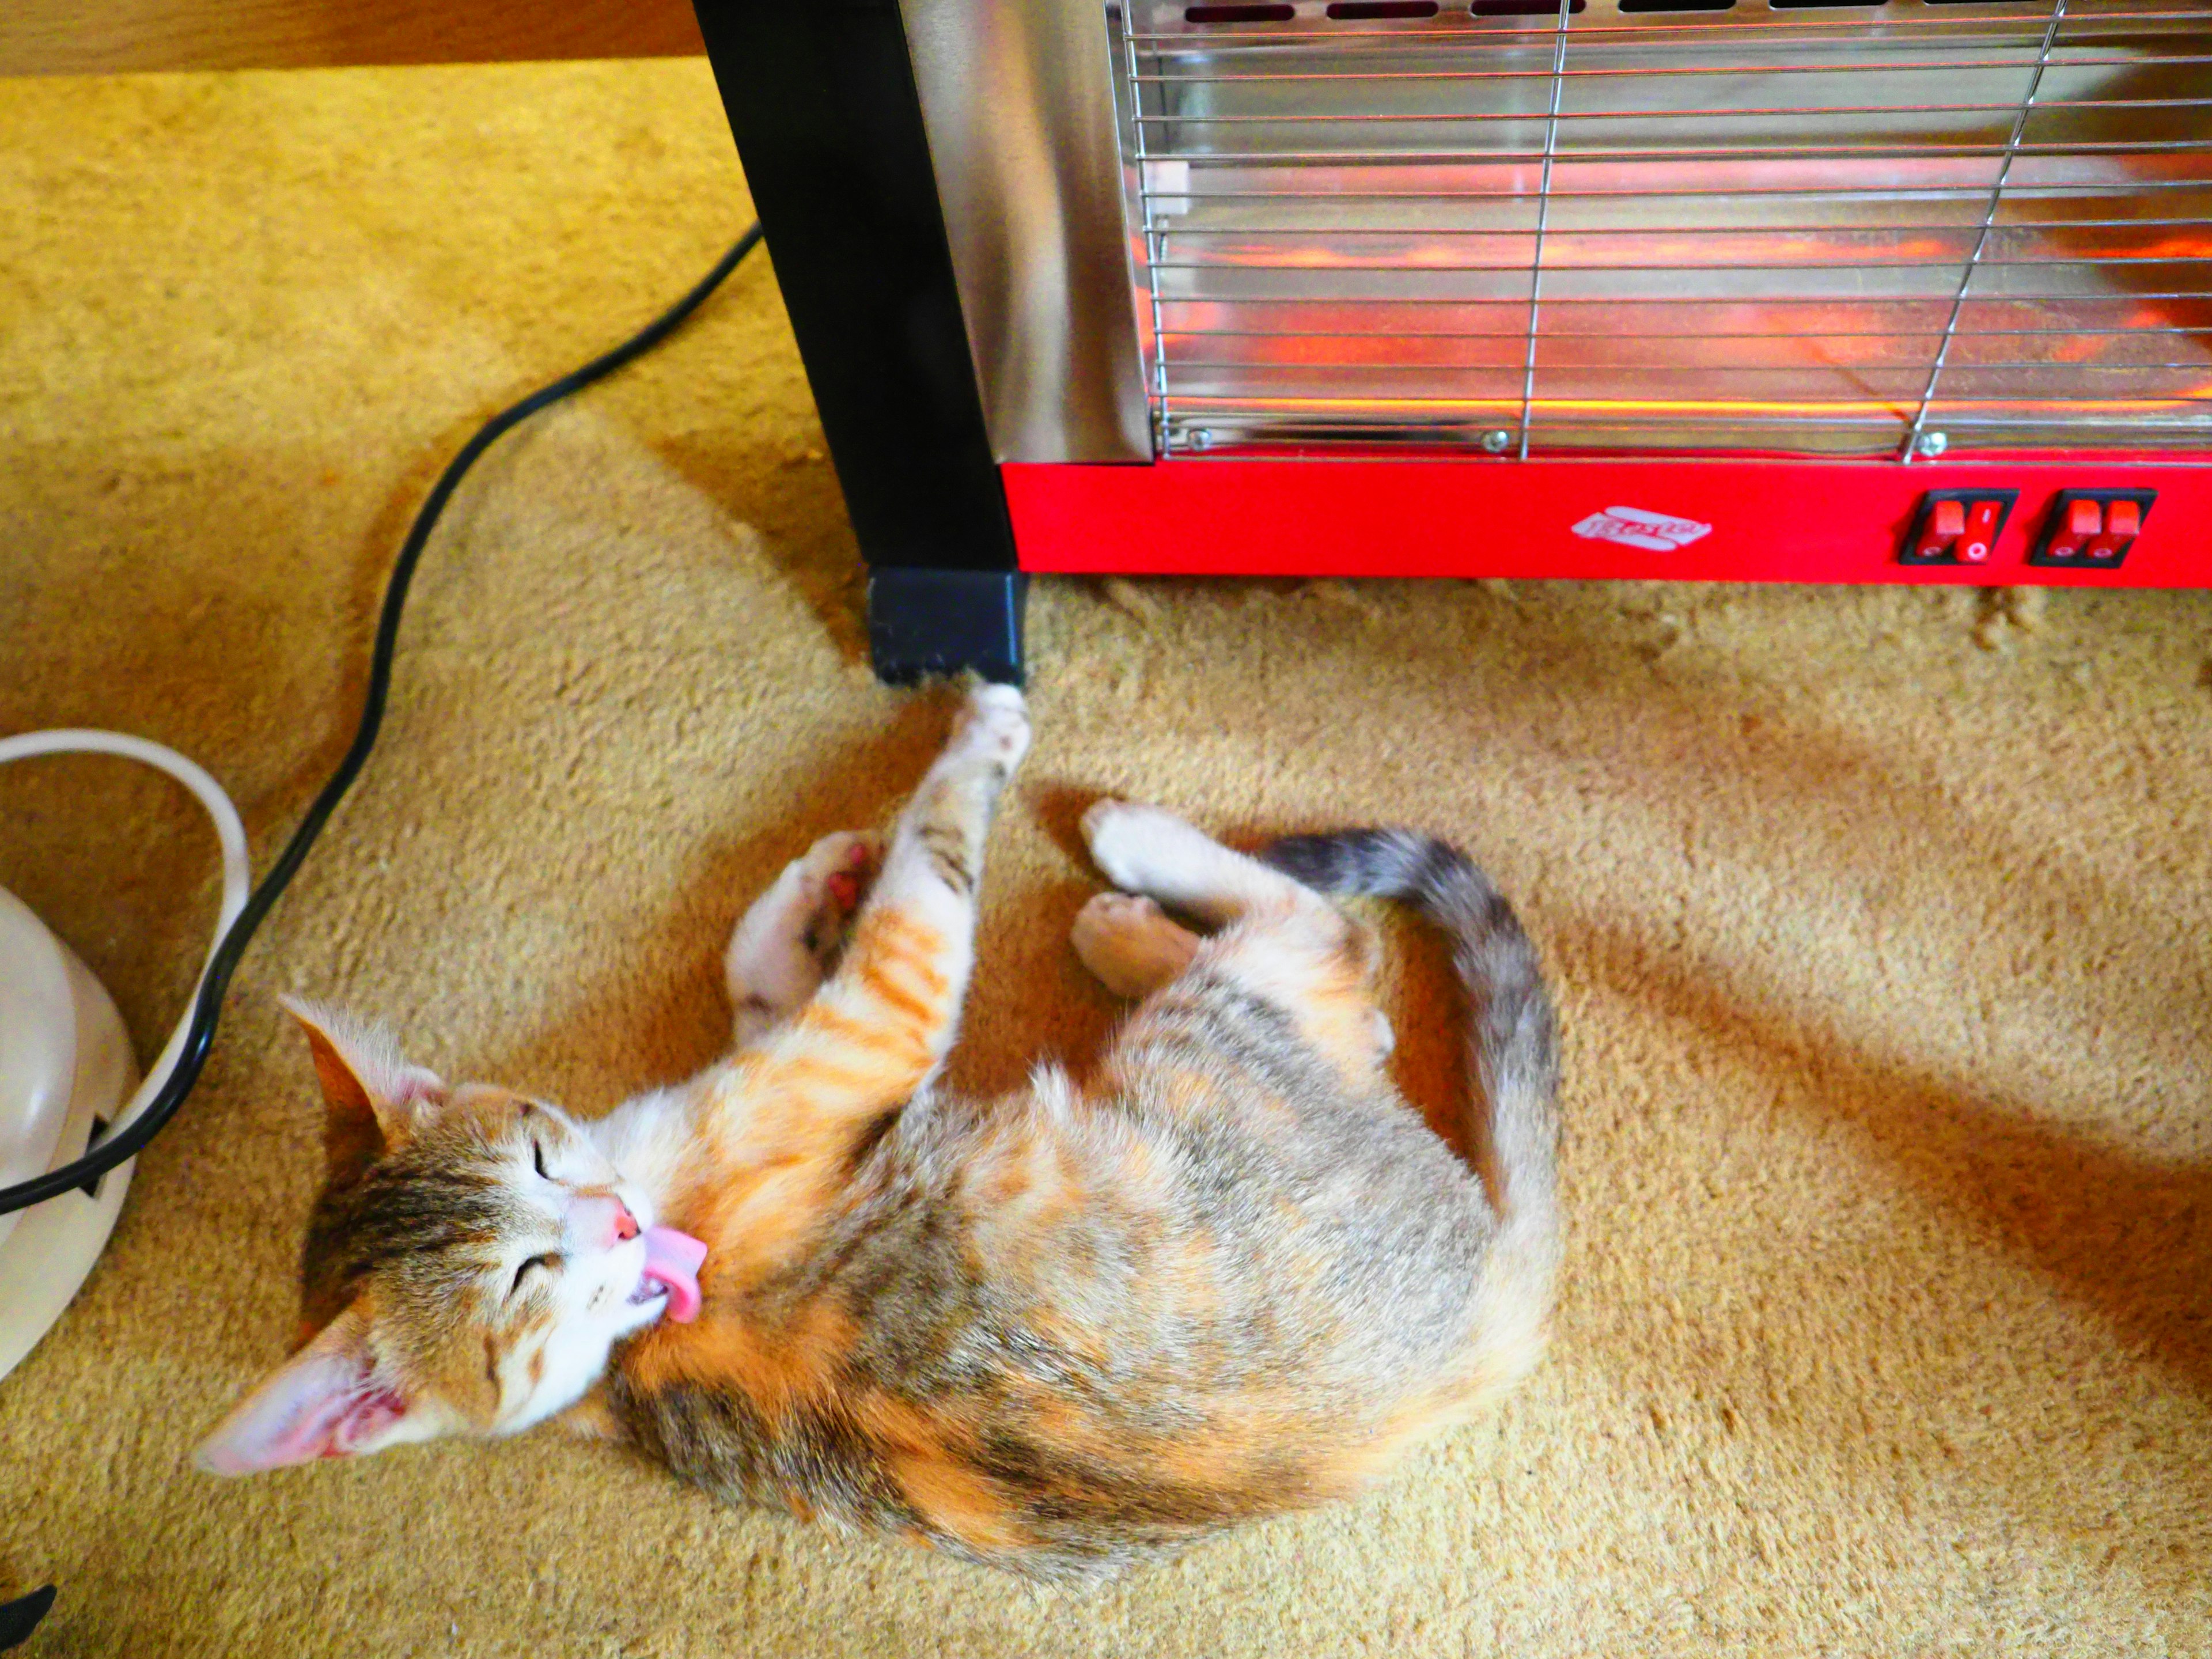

left=865, top=569, right=1028, bottom=687
left=691, top=0, right=1025, bottom=685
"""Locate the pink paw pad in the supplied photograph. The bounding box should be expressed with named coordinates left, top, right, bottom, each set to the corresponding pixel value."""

left=825, top=843, right=876, bottom=912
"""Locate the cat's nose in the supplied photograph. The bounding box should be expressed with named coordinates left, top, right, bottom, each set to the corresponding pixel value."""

left=574, top=1193, right=641, bottom=1249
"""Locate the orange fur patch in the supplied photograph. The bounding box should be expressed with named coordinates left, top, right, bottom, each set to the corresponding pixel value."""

left=851, top=907, right=950, bottom=998
left=789, top=1003, right=879, bottom=1050
left=854, top=953, right=937, bottom=1035
left=892, top=1450, right=1027, bottom=1554
left=626, top=1296, right=858, bottom=1417
left=684, top=1161, right=838, bottom=1287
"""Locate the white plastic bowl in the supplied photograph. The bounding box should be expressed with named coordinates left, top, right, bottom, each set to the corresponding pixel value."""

left=0, top=730, right=247, bottom=1382
left=0, top=893, right=137, bottom=1380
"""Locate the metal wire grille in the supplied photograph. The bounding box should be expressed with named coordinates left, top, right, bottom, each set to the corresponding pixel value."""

left=1107, top=0, right=2212, bottom=456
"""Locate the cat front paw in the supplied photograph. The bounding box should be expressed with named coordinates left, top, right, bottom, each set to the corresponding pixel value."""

left=950, top=683, right=1031, bottom=777
left=726, top=830, right=881, bottom=1024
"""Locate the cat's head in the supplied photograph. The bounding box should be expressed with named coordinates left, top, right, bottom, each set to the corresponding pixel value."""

left=195, top=998, right=699, bottom=1476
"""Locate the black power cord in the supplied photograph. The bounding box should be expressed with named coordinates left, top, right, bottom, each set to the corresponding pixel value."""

left=0, top=224, right=766, bottom=1217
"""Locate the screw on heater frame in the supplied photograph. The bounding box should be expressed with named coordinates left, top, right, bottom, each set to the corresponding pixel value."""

left=1482, top=430, right=1513, bottom=454
left=1185, top=427, right=1214, bottom=452
left=1915, top=430, right=1949, bottom=458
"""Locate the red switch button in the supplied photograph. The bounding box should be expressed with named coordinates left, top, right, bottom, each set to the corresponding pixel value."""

left=2045, top=498, right=2101, bottom=560
left=1915, top=499, right=1967, bottom=560
left=2087, top=498, right=2140, bottom=561
left=1960, top=500, right=2001, bottom=563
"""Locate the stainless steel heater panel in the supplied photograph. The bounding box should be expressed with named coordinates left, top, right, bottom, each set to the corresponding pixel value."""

left=899, top=0, right=1154, bottom=462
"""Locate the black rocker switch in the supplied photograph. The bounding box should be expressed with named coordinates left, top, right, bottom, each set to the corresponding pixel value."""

left=2028, top=488, right=2155, bottom=571
left=1900, top=488, right=2018, bottom=566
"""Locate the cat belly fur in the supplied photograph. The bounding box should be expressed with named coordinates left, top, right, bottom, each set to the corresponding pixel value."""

left=588, top=1008, right=1540, bottom=1581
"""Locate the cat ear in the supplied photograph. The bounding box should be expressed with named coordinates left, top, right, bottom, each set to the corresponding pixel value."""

left=280, top=995, right=445, bottom=1158
left=194, top=1308, right=418, bottom=1476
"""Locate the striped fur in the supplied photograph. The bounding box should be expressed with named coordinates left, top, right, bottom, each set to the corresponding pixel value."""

left=1262, top=828, right=1564, bottom=1300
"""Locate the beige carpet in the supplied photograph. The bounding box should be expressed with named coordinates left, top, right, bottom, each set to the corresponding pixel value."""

left=3, top=59, right=2210, bottom=1659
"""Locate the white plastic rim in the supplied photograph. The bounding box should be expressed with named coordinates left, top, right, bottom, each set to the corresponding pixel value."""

left=0, top=730, right=250, bottom=1249
left=0, top=891, right=78, bottom=1202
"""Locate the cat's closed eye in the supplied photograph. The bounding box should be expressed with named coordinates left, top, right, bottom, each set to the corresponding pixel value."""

left=531, top=1142, right=550, bottom=1181
left=509, top=1253, right=562, bottom=1297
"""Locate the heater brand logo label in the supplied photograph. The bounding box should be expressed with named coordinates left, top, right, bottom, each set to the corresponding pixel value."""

left=1571, top=505, right=1713, bottom=552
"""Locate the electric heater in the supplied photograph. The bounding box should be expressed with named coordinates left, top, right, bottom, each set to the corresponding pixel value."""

left=690, top=0, right=2211, bottom=680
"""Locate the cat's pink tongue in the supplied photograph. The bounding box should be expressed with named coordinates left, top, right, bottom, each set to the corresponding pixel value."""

left=641, top=1225, right=708, bottom=1324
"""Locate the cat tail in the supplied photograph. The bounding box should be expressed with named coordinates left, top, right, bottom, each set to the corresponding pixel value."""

left=1262, top=831, right=1562, bottom=1285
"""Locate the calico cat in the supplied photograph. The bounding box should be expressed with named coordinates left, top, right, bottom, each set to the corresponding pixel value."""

left=197, top=685, right=1560, bottom=1581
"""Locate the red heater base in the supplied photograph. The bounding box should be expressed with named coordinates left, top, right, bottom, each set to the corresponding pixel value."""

left=1006, top=456, right=2212, bottom=590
